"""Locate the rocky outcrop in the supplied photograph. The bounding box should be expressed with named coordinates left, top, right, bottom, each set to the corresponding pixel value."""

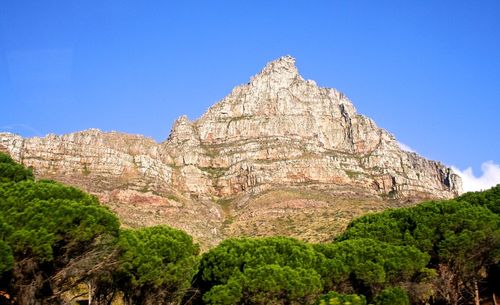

left=0, top=56, right=462, bottom=248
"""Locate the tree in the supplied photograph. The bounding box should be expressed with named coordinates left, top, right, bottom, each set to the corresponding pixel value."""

left=314, top=238, right=430, bottom=298
left=457, top=184, right=500, bottom=214
left=203, top=265, right=322, bottom=305
left=112, top=226, right=200, bottom=305
left=0, top=152, right=33, bottom=182
left=194, top=237, right=325, bottom=305
left=0, top=152, right=120, bottom=304
left=338, top=200, right=500, bottom=304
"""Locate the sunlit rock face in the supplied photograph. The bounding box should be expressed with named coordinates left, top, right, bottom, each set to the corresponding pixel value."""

left=0, top=56, right=462, bottom=248
left=166, top=55, right=461, bottom=199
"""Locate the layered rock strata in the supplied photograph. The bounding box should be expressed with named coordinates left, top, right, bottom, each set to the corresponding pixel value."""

left=0, top=56, right=462, bottom=248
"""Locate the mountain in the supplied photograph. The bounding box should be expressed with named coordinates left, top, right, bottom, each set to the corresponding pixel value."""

left=0, top=56, right=461, bottom=248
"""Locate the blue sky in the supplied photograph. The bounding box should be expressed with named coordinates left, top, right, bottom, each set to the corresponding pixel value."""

left=1, top=1, right=499, bottom=190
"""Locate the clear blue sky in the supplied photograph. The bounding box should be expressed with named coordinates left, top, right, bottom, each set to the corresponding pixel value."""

left=1, top=1, right=499, bottom=183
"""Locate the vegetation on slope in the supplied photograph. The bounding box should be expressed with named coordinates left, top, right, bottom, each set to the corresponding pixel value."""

left=0, top=153, right=199, bottom=305
left=0, top=153, right=120, bottom=304
left=0, top=152, right=498, bottom=305
left=338, top=192, right=500, bottom=304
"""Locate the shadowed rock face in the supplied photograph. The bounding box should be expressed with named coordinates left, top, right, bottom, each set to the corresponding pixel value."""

left=0, top=56, right=462, bottom=249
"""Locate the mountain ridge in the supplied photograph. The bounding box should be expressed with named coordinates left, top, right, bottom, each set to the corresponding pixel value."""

left=0, top=56, right=462, bottom=248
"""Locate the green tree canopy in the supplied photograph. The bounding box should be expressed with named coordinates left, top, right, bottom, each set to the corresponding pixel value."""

left=196, top=237, right=325, bottom=305
left=115, top=226, right=200, bottom=305
left=314, top=238, right=430, bottom=297
left=338, top=199, right=500, bottom=304
left=0, top=152, right=33, bottom=182
left=457, top=184, right=500, bottom=214
left=0, top=152, right=120, bottom=304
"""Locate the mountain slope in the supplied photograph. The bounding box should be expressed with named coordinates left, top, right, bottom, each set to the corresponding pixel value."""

left=0, top=56, right=461, bottom=248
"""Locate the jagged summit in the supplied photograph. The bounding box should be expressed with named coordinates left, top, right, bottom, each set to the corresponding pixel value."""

left=0, top=56, right=462, bottom=248
left=191, top=57, right=364, bottom=155
left=251, top=55, right=301, bottom=84
left=197, top=55, right=307, bottom=123
left=268, top=54, right=296, bottom=68
left=257, top=55, right=297, bottom=75
left=249, top=55, right=304, bottom=93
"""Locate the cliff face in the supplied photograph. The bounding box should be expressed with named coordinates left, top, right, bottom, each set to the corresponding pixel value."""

left=168, top=56, right=461, bottom=199
left=0, top=56, right=462, bottom=248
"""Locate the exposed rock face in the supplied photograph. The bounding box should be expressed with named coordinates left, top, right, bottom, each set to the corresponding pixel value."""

left=0, top=56, right=462, bottom=248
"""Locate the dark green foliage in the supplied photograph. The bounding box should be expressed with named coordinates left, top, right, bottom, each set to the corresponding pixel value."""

left=0, top=215, right=14, bottom=272
left=314, top=238, right=430, bottom=296
left=457, top=184, right=500, bottom=214
left=0, top=239, right=13, bottom=273
left=199, top=237, right=322, bottom=281
left=0, top=180, right=120, bottom=262
left=373, top=287, right=409, bottom=305
left=116, top=226, right=200, bottom=305
left=0, top=153, right=120, bottom=303
left=195, top=236, right=428, bottom=304
left=0, top=153, right=201, bottom=304
left=202, top=279, right=243, bottom=305
left=203, top=265, right=323, bottom=305
left=196, top=237, right=325, bottom=304
left=242, top=265, right=322, bottom=304
left=0, top=152, right=33, bottom=182
left=315, top=291, right=366, bottom=305
left=338, top=200, right=499, bottom=263
left=1, top=178, right=100, bottom=206
left=338, top=199, right=500, bottom=304
left=0, top=217, right=13, bottom=273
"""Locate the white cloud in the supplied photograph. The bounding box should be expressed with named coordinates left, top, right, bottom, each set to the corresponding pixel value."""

left=452, top=161, right=500, bottom=193
left=398, top=141, right=416, bottom=153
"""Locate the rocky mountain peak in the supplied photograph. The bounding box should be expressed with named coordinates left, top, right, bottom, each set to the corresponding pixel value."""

left=0, top=56, right=463, bottom=248
left=259, top=55, right=297, bottom=75
left=249, top=55, right=303, bottom=90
